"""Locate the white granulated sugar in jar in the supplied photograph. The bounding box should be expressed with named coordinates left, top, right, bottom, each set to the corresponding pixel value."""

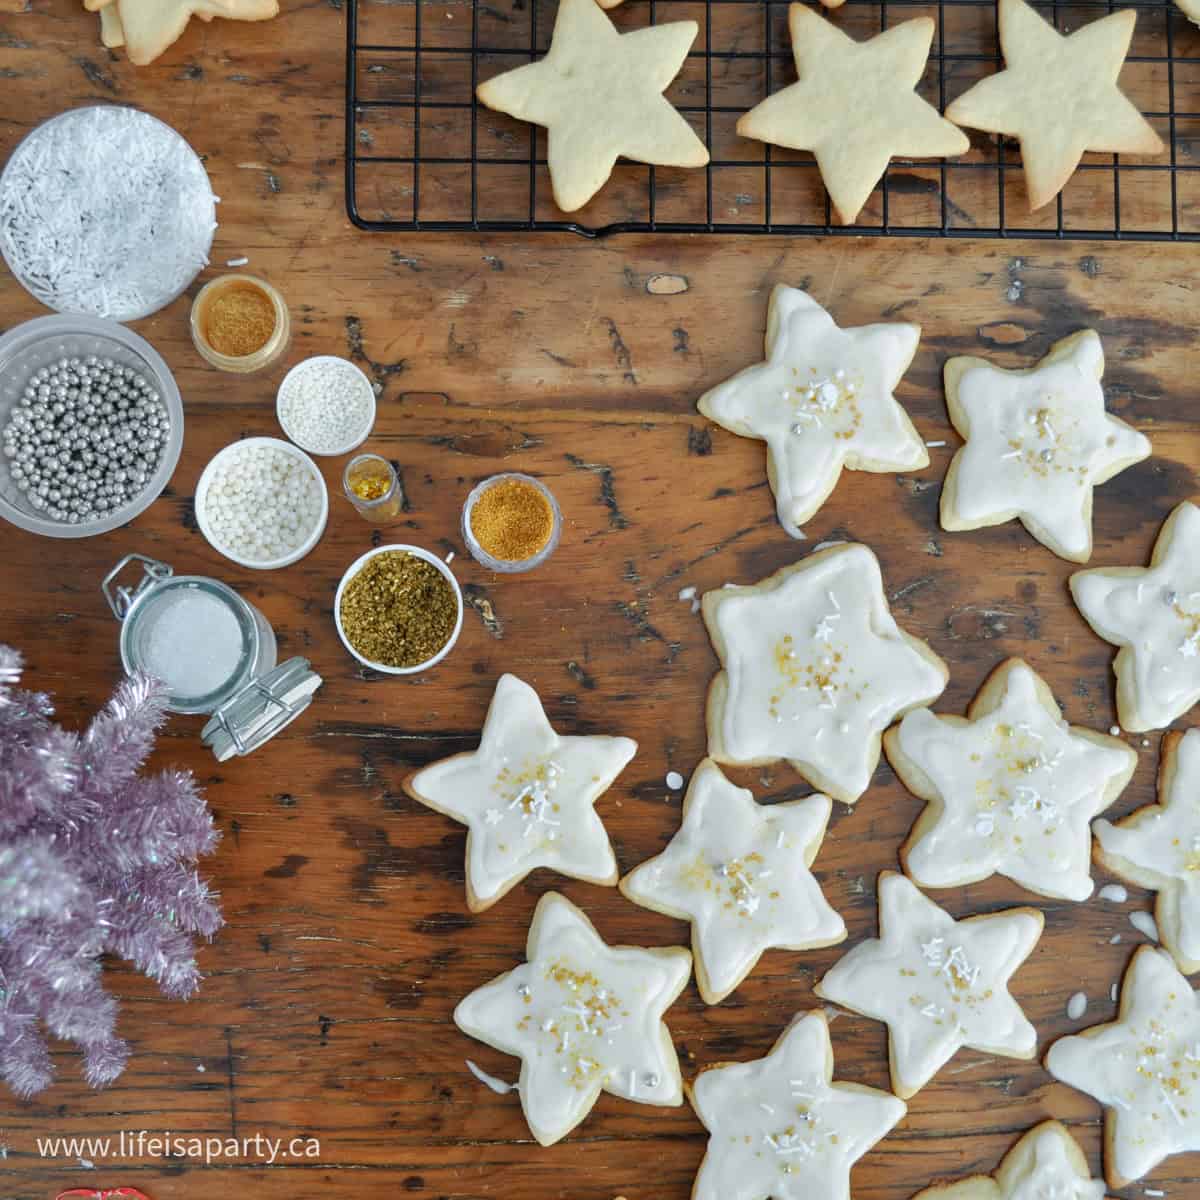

left=278, top=356, right=374, bottom=454
left=203, top=443, right=323, bottom=562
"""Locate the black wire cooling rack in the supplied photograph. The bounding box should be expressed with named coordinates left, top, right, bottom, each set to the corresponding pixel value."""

left=345, top=0, right=1200, bottom=238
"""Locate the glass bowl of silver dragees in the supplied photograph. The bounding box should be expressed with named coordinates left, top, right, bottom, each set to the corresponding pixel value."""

left=0, top=315, right=184, bottom=538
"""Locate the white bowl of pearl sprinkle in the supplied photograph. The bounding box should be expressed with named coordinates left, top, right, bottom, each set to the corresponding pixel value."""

left=276, top=355, right=376, bottom=456
left=195, top=436, right=328, bottom=570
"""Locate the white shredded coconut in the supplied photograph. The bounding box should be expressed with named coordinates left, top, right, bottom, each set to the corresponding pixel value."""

left=678, top=586, right=696, bottom=601
left=924, top=439, right=947, bottom=448
left=1098, top=883, right=1128, bottom=903
left=1066, top=991, right=1087, bottom=1020
left=1130, top=911, right=1160, bottom=942
left=226, top=255, right=250, bottom=267
left=0, top=106, right=216, bottom=322
left=1111, top=982, right=1119, bottom=1002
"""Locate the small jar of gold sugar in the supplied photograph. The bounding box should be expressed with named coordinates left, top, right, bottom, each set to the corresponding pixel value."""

left=190, top=273, right=290, bottom=373
left=461, top=473, right=562, bottom=573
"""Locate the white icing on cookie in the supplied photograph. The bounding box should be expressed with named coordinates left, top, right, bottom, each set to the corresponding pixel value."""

left=697, top=286, right=927, bottom=538
left=914, top=1121, right=1104, bottom=1200
left=1071, top=501, right=1200, bottom=731
left=1095, top=727, right=1200, bottom=971
left=621, top=759, right=846, bottom=1004
left=690, top=1011, right=906, bottom=1200
left=406, top=674, right=635, bottom=910
left=942, top=330, right=1150, bottom=562
left=1046, top=946, right=1200, bottom=1186
left=814, top=872, right=1042, bottom=1097
left=702, top=543, right=947, bottom=804
left=454, top=892, right=691, bottom=1146
left=894, top=660, right=1136, bottom=901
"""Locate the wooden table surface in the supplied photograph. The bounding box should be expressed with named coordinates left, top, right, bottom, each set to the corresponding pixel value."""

left=2, top=3, right=1199, bottom=1199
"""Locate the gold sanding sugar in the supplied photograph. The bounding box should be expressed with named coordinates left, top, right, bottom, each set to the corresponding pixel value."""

left=470, top=478, right=554, bottom=561
left=339, top=551, right=457, bottom=668
left=205, top=287, right=276, bottom=358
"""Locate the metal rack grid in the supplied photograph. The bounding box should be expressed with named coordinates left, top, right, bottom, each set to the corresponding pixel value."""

left=345, top=0, right=1200, bottom=238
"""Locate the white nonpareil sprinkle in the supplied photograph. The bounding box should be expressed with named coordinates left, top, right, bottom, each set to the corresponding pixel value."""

left=665, top=771, right=684, bottom=790
left=1110, top=934, right=1123, bottom=944
left=1098, top=883, right=1128, bottom=903
left=678, top=586, right=697, bottom=601
left=445, top=551, right=455, bottom=563
left=278, top=357, right=375, bottom=455
left=226, top=256, right=250, bottom=267
left=202, top=443, right=323, bottom=563
left=1130, top=911, right=1160, bottom=942
left=465, top=1059, right=517, bottom=1094
left=1066, top=991, right=1087, bottom=1020
left=0, top=106, right=216, bottom=321
left=1109, top=725, right=1121, bottom=736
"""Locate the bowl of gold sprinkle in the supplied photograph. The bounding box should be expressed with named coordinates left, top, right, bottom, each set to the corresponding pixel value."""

left=335, top=544, right=463, bottom=675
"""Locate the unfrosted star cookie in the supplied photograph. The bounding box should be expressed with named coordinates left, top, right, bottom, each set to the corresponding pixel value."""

left=887, top=658, right=1136, bottom=902
left=697, top=286, right=928, bottom=539
left=1071, top=501, right=1200, bottom=731
left=620, top=759, right=846, bottom=1004
left=1095, top=729, right=1200, bottom=974
left=404, top=674, right=635, bottom=912
left=688, top=1010, right=906, bottom=1200
left=475, top=0, right=708, bottom=212
left=737, top=5, right=968, bottom=225
left=911, top=1120, right=1106, bottom=1200
left=946, top=0, right=1162, bottom=211
left=454, top=891, right=691, bottom=1146
left=940, top=330, right=1151, bottom=563
left=702, top=543, right=948, bottom=805
left=814, top=871, right=1043, bottom=1098
left=1045, top=945, right=1200, bottom=1187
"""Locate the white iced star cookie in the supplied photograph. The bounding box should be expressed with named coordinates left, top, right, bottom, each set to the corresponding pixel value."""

left=911, top=1120, right=1106, bottom=1200
left=814, top=872, right=1043, bottom=1098
left=1071, top=502, right=1200, bottom=732
left=941, top=330, right=1151, bottom=563
left=1045, top=945, right=1200, bottom=1187
left=702, top=543, right=948, bottom=805
left=1095, top=729, right=1200, bottom=974
left=688, top=1010, right=906, bottom=1200
left=697, top=286, right=928, bottom=538
left=475, top=0, right=708, bottom=212
left=619, top=759, right=846, bottom=1004
left=454, top=891, right=691, bottom=1146
left=736, top=6, right=969, bottom=225
left=403, top=674, right=635, bottom=912
left=887, top=658, right=1137, bottom=902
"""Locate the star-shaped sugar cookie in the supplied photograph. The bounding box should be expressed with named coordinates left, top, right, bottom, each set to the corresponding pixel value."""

left=688, top=1010, right=906, bottom=1200
left=941, top=329, right=1151, bottom=563
left=112, top=0, right=278, bottom=66
left=1071, top=502, right=1200, bottom=732
left=911, top=1120, right=1106, bottom=1200
left=737, top=5, right=968, bottom=224
left=620, top=759, right=846, bottom=1004
left=475, top=0, right=709, bottom=212
left=1045, top=945, right=1200, bottom=1187
left=946, top=0, right=1163, bottom=211
left=403, top=674, right=635, bottom=912
left=697, top=286, right=928, bottom=538
left=454, top=891, right=691, bottom=1145
left=887, top=659, right=1136, bottom=902
left=815, top=872, right=1043, bottom=1098
left=1095, top=728, right=1200, bottom=974
left=702, top=543, right=948, bottom=805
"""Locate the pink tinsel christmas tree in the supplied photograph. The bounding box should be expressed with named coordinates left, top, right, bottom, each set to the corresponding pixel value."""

left=0, top=645, right=223, bottom=1099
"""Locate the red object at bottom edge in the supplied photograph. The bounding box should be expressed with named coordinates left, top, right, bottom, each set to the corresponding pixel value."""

left=55, top=1189, right=152, bottom=1200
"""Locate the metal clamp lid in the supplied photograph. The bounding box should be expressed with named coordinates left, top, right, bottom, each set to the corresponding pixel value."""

left=200, top=656, right=322, bottom=762
left=102, top=553, right=173, bottom=620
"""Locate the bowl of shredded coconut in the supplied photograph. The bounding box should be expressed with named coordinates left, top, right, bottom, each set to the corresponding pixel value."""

left=0, top=105, right=217, bottom=323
